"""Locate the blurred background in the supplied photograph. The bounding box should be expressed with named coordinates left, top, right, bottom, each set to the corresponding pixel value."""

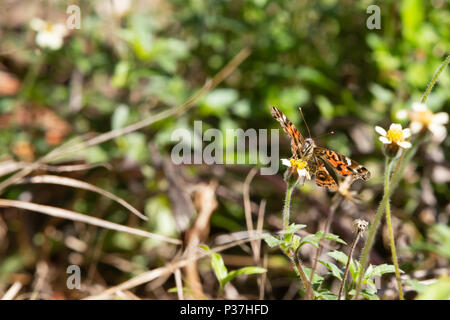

left=0, top=0, right=448, bottom=300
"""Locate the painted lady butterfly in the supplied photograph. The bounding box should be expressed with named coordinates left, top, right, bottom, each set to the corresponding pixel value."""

left=270, top=106, right=370, bottom=190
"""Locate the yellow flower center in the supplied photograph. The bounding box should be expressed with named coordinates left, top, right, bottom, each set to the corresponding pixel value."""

left=45, top=23, right=54, bottom=32
left=411, top=109, right=433, bottom=126
left=289, top=158, right=308, bottom=170
left=386, top=128, right=403, bottom=143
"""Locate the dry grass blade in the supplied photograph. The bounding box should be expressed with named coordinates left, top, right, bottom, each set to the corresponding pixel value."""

left=33, top=47, right=252, bottom=163
left=1, top=281, right=22, bottom=300
left=0, top=48, right=251, bottom=194
left=84, top=237, right=259, bottom=300
left=15, top=175, right=147, bottom=220
left=0, top=161, right=110, bottom=178
left=174, top=268, right=184, bottom=300
left=0, top=199, right=181, bottom=245
left=243, top=168, right=258, bottom=263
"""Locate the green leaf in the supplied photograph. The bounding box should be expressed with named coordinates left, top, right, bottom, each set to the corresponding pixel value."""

left=315, top=95, right=334, bottom=120
left=291, top=234, right=301, bottom=251
left=303, top=267, right=325, bottom=287
left=361, top=289, right=380, bottom=300
left=365, top=279, right=377, bottom=292
left=401, top=0, right=425, bottom=42
left=285, top=223, right=307, bottom=233
left=283, top=224, right=306, bottom=243
left=201, top=245, right=228, bottom=282
left=324, top=233, right=347, bottom=245
left=319, top=260, right=343, bottom=281
left=416, top=277, right=450, bottom=300
left=111, top=104, right=130, bottom=130
left=221, top=267, right=267, bottom=287
left=296, top=67, right=337, bottom=91
left=300, top=231, right=324, bottom=248
left=263, top=234, right=283, bottom=248
left=314, top=290, right=338, bottom=300
left=405, top=279, right=427, bottom=294
left=327, top=250, right=359, bottom=282
left=327, top=250, right=349, bottom=265
left=347, top=289, right=379, bottom=300
left=200, top=89, right=239, bottom=116
left=111, top=61, right=130, bottom=88
left=364, top=264, right=399, bottom=280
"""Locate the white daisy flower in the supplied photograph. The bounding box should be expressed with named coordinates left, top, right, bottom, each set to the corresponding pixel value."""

left=398, top=102, right=448, bottom=142
left=281, top=158, right=311, bottom=180
left=375, top=123, right=412, bottom=150
left=30, top=18, right=68, bottom=50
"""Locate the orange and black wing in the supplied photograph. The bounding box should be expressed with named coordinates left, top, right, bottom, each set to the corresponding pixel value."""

left=314, top=161, right=338, bottom=191
left=314, top=147, right=371, bottom=181
left=270, top=106, right=304, bottom=158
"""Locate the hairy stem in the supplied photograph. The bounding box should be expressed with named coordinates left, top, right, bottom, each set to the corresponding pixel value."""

left=282, top=183, right=295, bottom=230
left=289, top=250, right=314, bottom=300
left=420, top=54, right=450, bottom=104
left=354, top=55, right=449, bottom=299
left=338, top=232, right=360, bottom=300
left=309, top=193, right=342, bottom=288
left=354, top=158, right=392, bottom=299
left=384, top=159, right=404, bottom=299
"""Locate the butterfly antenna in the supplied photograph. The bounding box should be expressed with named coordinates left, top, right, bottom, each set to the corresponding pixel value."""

left=315, top=131, right=335, bottom=139
left=298, top=107, right=312, bottom=138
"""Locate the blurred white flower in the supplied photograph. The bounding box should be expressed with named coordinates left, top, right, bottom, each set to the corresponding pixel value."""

left=281, top=158, right=311, bottom=180
left=96, top=0, right=132, bottom=18
left=375, top=123, right=412, bottom=149
left=30, top=18, right=68, bottom=50
left=398, top=102, right=448, bottom=142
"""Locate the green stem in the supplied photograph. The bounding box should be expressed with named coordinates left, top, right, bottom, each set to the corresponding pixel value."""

left=338, top=232, right=360, bottom=300
left=384, top=159, right=404, bottom=300
left=420, top=54, right=450, bottom=104
left=280, top=179, right=314, bottom=299
left=288, top=250, right=314, bottom=300
left=355, top=158, right=392, bottom=299
left=282, top=183, right=295, bottom=230
left=354, top=54, right=449, bottom=299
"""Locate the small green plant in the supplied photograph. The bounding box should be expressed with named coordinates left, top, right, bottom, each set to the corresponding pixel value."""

left=410, top=224, right=450, bottom=260
left=321, top=250, right=399, bottom=300
left=201, top=245, right=267, bottom=296
left=263, top=223, right=348, bottom=299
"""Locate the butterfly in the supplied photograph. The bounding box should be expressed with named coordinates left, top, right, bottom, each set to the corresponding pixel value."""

left=270, top=106, right=371, bottom=190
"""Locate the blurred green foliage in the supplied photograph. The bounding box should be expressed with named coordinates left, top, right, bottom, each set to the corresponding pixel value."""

left=0, top=0, right=448, bottom=299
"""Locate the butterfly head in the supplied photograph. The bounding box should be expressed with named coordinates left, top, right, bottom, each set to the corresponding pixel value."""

left=302, top=138, right=315, bottom=157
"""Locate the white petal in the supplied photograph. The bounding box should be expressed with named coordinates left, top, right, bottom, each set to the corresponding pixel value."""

left=281, top=159, right=291, bottom=167
left=428, top=124, right=447, bottom=141
left=375, top=126, right=387, bottom=136
left=410, top=121, right=423, bottom=134
left=389, top=123, right=402, bottom=131
left=397, top=141, right=412, bottom=149
left=30, top=18, right=45, bottom=31
left=379, top=136, right=391, bottom=144
left=412, top=102, right=426, bottom=112
left=298, top=168, right=311, bottom=180
left=432, top=112, right=449, bottom=125
left=396, top=109, right=408, bottom=120
left=113, top=0, right=131, bottom=16
left=402, top=128, right=411, bottom=138
left=53, top=24, right=68, bottom=37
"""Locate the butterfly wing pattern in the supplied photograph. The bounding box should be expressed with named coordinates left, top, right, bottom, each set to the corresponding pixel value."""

left=270, top=106, right=304, bottom=158
left=313, top=147, right=371, bottom=181
left=270, top=106, right=371, bottom=190
left=314, top=161, right=338, bottom=191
